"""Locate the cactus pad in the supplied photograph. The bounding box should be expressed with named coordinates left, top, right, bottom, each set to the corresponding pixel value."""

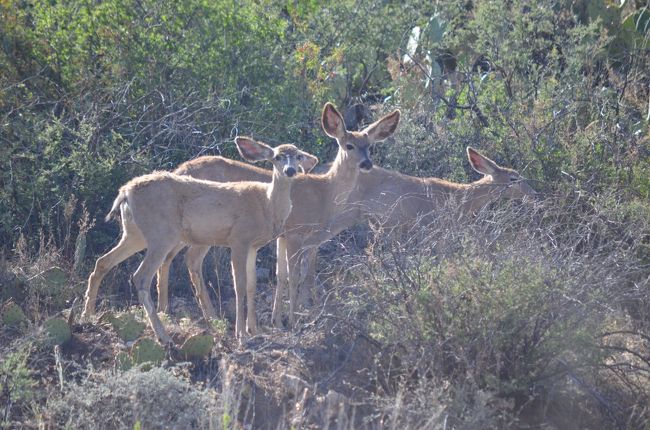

left=43, top=318, right=72, bottom=346
left=42, top=267, right=68, bottom=288
left=1, top=301, right=27, bottom=328
left=180, top=334, right=214, bottom=360
left=109, top=312, right=146, bottom=342
left=131, top=338, right=165, bottom=366
left=115, top=351, right=133, bottom=371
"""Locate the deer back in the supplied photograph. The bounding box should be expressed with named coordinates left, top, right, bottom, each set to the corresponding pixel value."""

left=123, top=172, right=273, bottom=247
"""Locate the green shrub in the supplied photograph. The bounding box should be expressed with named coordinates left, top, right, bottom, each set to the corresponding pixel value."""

left=0, top=347, right=37, bottom=426
left=326, top=193, right=648, bottom=427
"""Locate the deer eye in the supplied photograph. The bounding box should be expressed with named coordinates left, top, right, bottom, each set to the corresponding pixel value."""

left=274, top=155, right=282, bottom=161
left=297, top=154, right=303, bottom=161
left=509, top=176, right=518, bottom=182
left=345, top=144, right=354, bottom=150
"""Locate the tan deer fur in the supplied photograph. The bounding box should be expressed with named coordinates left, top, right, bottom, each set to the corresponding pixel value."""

left=154, top=152, right=319, bottom=316
left=81, top=138, right=315, bottom=343
left=160, top=142, right=536, bottom=328
left=272, top=105, right=400, bottom=328
left=153, top=103, right=400, bottom=327
left=294, top=147, right=538, bottom=309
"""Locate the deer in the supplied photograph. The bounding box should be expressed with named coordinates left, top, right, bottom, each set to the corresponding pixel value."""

left=153, top=151, right=319, bottom=317
left=151, top=102, right=401, bottom=327
left=81, top=137, right=317, bottom=343
left=293, top=146, right=538, bottom=309
left=159, top=141, right=536, bottom=326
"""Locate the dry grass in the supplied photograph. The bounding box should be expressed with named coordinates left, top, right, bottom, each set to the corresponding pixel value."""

left=1, top=190, right=649, bottom=429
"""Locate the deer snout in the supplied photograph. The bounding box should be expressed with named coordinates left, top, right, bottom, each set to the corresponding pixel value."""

left=359, top=159, right=373, bottom=171
left=284, top=166, right=297, bottom=177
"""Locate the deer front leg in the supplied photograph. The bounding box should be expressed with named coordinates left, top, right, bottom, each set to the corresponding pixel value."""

left=297, top=248, right=318, bottom=308
left=272, top=237, right=288, bottom=328
left=185, top=245, right=217, bottom=321
left=230, top=245, right=249, bottom=341
left=293, top=209, right=360, bottom=310
left=245, top=247, right=259, bottom=335
left=286, top=239, right=303, bottom=329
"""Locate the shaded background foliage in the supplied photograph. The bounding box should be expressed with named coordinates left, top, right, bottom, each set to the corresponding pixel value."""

left=1, top=0, right=648, bottom=257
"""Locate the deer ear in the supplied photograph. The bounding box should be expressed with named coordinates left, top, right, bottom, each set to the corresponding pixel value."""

left=467, top=147, right=499, bottom=175
left=364, top=109, right=400, bottom=142
left=235, top=137, right=274, bottom=162
left=321, top=103, right=347, bottom=140
left=299, top=151, right=319, bottom=173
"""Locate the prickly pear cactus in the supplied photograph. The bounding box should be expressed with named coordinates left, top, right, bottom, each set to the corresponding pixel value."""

left=424, top=12, right=447, bottom=44
left=108, top=312, right=146, bottom=342
left=1, top=301, right=27, bottom=328
left=131, top=338, right=165, bottom=367
left=42, top=267, right=67, bottom=289
left=73, top=232, right=87, bottom=275
left=180, top=334, right=214, bottom=360
left=621, top=8, right=650, bottom=50
left=43, top=318, right=72, bottom=346
left=36, top=267, right=72, bottom=308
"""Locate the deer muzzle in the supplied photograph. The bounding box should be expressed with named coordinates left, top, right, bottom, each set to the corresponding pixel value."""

left=359, top=159, right=373, bottom=171
left=284, top=166, right=297, bottom=177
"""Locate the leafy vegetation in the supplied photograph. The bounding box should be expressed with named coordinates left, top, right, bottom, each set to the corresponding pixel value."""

left=1, top=0, right=649, bottom=428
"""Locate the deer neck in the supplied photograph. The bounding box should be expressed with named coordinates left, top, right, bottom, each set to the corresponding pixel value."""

left=324, top=149, right=360, bottom=206
left=456, top=177, right=505, bottom=216
left=267, top=169, right=294, bottom=235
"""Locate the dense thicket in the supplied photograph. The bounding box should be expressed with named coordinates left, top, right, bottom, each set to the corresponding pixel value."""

left=1, top=1, right=649, bottom=427
left=1, top=0, right=648, bottom=257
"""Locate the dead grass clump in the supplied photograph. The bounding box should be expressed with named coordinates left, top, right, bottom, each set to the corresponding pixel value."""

left=44, top=366, right=224, bottom=429
left=317, top=191, right=650, bottom=428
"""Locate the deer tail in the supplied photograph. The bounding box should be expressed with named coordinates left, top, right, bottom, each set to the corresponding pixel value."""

left=105, top=189, right=127, bottom=222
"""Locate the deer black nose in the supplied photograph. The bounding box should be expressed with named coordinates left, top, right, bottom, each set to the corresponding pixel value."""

left=359, top=159, right=373, bottom=171
left=284, top=167, right=296, bottom=177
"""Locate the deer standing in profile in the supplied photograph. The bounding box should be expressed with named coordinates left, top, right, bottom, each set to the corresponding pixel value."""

left=81, top=138, right=316, bottom=343
left=294, top=146, right=538, bottom=308
left=151, top=103, right=401, bottom=326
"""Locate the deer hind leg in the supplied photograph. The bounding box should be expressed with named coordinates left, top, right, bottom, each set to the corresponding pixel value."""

left=272, top=237, right=288, bottom=328
left=155, top=243, right=185, bottom=313
left=82, top=223, right=145, bottom=318
left=286, top=236, right=322, bottom=328
left=297, top=248, right=318, bottom=308
left=185, top=245, right=216, bottom=321
left=132, top=243, right=176, bottom=345
left=230, top=245, right=250, bottom=341
left=286, top=239, right=304, bottom=329
left=245, top=247, right=259, bottom=336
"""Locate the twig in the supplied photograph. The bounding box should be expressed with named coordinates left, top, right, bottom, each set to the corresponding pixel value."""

left=54, top=345, right=64, bottom=392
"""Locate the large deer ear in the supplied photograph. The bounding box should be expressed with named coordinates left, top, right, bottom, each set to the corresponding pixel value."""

left=321, top=103, right=347, bottom=140
left=235, top=137, right=274, bottom=162
left=298, top=151, right=319, bottom=173
left=364, top=109, right=400, bottom=142
left=467, top=147, right=500, bottom=175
